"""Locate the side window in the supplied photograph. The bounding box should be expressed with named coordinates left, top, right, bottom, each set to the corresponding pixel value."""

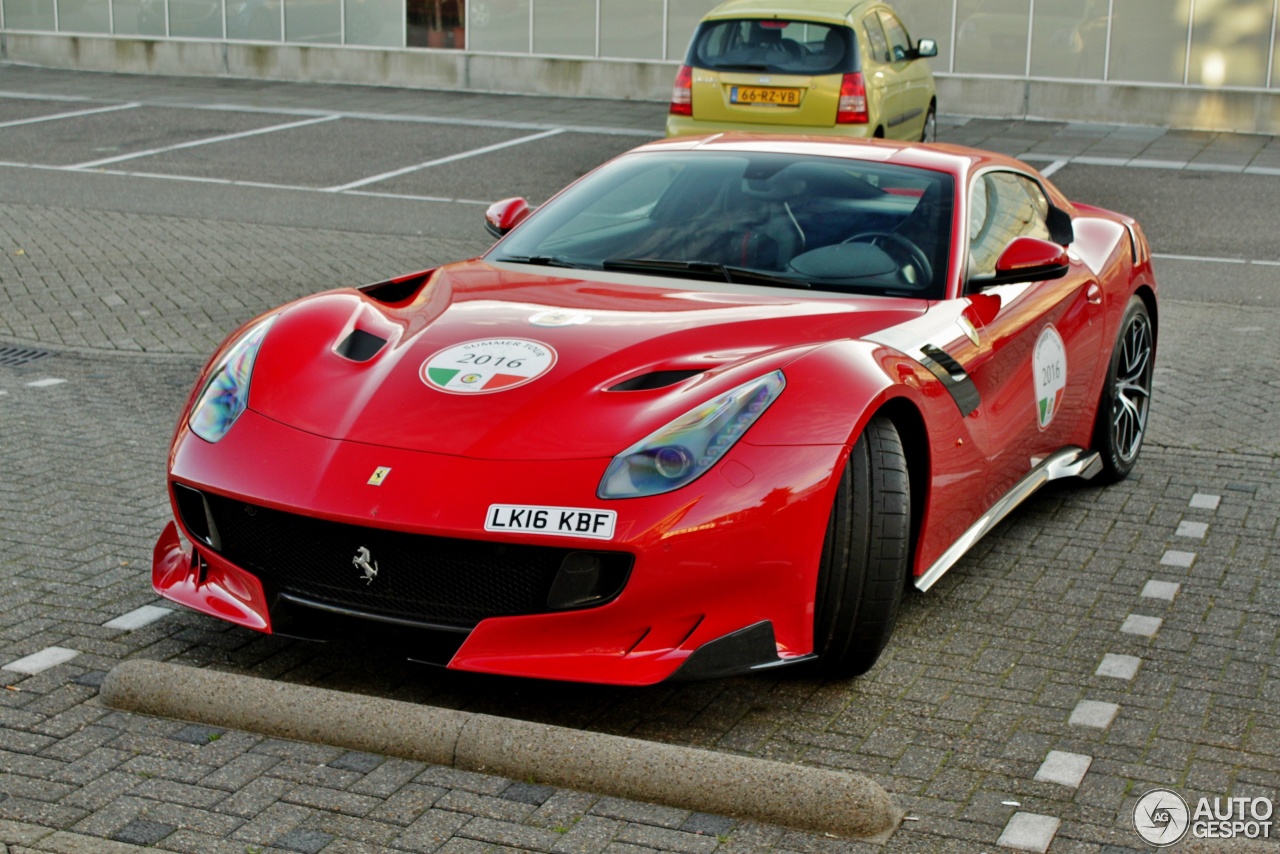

left=968, top=172, right=1052, bottom=277
left=877, top=10, right=911, bottom=62
left=862, top=14, right=890, bottom=63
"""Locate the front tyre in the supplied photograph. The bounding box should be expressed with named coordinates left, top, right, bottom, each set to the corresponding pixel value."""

left=1092, top=295, right=1154, bottom=482
left=813, top=415, right=910, bottom=677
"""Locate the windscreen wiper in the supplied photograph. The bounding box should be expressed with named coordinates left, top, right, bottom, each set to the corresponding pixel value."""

left=493, top=254, right=584, bottom=269
left=602, top=258, right=811, bottom=290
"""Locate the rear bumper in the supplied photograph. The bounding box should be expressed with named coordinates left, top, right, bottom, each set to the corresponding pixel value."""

left=665, top=114, right=877, bottom=139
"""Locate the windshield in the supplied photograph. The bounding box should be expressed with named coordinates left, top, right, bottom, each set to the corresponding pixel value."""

left=488, top=151, right=954, bottom=299
left=688, top=19, right=857, bottom=75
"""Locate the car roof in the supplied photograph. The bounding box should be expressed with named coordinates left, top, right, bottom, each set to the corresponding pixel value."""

left=640, top=133, right=981, bottom=178
left=635, top=132, right=1078, bottom=220
left=704, top=0, right=880, bottom=26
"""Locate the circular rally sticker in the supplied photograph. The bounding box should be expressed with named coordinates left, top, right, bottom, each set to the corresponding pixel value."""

left=420, top=338, right=557, bottom=394
left=1033, top=324, right=1067, bottom=430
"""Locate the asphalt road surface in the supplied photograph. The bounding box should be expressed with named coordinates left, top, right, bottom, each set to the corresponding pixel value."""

left=1, top=65, right=1278, bottom=854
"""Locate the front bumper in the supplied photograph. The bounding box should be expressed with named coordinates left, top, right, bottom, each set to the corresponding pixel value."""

left=154, top=410, right=845, bottom=685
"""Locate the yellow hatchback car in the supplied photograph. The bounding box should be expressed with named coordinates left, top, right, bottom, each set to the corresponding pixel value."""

left=666, top=0, right=938, bottom=141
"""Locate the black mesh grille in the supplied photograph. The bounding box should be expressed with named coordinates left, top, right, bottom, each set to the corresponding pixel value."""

left=202, top=493, right=621, bottom=629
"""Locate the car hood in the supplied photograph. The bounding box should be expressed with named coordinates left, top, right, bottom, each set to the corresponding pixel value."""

left=245, top=260, right=926, bottom=460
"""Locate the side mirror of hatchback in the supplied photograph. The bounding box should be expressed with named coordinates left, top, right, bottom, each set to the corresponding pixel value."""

left=914, top=38, right=938, bottom=58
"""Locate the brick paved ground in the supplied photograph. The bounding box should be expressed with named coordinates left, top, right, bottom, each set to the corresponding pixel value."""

left=0, top=66, right=1277, bottom=853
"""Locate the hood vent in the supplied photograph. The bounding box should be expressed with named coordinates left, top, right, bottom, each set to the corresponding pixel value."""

left=608, top=369, right=703, bottom=391
left=335, top=329, right=388, bottom=362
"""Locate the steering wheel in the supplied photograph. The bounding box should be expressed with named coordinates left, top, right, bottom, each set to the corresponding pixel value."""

left=842, top=231, right=933, bottom=286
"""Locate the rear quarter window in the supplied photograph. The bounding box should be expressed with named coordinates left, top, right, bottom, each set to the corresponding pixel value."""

left=689, top=19, right=859, bottom=75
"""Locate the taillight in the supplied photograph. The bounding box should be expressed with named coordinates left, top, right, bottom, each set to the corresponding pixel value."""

left=836, top=72, right=868, bottom=124
left=670, top=65, right=693, bottom=117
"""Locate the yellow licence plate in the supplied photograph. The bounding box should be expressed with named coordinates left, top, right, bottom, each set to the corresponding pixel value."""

left=730, top=86, right=802, bottom=106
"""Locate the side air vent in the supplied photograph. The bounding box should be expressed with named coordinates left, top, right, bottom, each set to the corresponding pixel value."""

left=608, top=370, right=703, bottom=391
left=335, top=329, right=388, bottom=362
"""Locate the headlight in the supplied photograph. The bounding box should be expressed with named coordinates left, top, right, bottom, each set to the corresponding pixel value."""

left=598, top=370, right=785, bottom=499
left=188, top=316, right=276, bottom=443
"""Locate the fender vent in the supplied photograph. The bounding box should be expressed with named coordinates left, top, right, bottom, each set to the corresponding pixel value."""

left=0, top=345, right=53, bottom=367
left=335, top=329, right=387, bottom=362
left=608, top=369, right=702, bottom=391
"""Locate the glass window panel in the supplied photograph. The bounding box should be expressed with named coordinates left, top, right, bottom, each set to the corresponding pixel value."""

left=878, top=10, right=912, bottom=61
left=969, top=172, right=1049, bottom=277
left=3, top=0, right=56, bottom=29
left=891, top=0, right=953, bottom=71
left=600, top=0, right=662, bottom=59
left=285, top=0, right=340, bottom=42
left=407, top=0, right=463, bottom=48
left=347, top=0, right=400, bottom=45
left=468, top=0, right=527, bottom=51
left=1107, top=0, right=1189, bottom=83
left=169, top=0, right=223, bottom=37
left=864, top=14, right=890, bottom=63
left=113, top=0, right=168, bottom=34
left=1274, top=8, right=1280, bottom=88
left=954, top=0, right=1031, bottom=75
left=59, top=0, right=110, bottom=32
left=227, top=0, right=281, bottom=40
left=532, top=0, right=592, bottom=55
left=667, top=0, right=719, bottom=61
left=1189, top=0, right=1271, bottom=87
left=1029, top=0, right=1109, bottom=79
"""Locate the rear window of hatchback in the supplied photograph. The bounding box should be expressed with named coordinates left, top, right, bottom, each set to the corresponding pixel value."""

left=688, top=19, right=859, bottom=76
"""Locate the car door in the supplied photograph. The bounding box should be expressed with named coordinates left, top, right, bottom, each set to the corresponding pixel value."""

left=858, top=11, right=902, bottom=136
left=955, top=170, right=1106, bottom=498
left=876, top=8, right=931, bottom=139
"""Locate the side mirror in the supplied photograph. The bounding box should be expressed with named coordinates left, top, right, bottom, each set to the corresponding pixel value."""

left=975, top=236, right=1071, bottom=288
left=915, top=38, right=938, bottom=58
left=485, top=197, right=531, bottom=238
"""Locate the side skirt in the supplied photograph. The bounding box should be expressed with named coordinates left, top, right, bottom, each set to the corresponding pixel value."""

left=914, top=446, right=1102, bottom=593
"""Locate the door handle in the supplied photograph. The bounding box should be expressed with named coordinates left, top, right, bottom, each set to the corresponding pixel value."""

left=1086, top=282, right=1103, bottom=305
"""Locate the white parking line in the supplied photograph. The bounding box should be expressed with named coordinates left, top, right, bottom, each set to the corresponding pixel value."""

left=104, top=605, right=173, bottom=631
left=3, top=646, right=80, bottom=674
left=70, top=114, right=343, bottom=169
left=1038, top=159, right=1068, bottom=178
left=0, top=102, right=140, bottom=129
left=328, top=128, right=566, bottom=192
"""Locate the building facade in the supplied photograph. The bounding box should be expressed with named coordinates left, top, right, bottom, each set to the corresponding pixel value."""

left=3, top=0, right=1279, bottom=131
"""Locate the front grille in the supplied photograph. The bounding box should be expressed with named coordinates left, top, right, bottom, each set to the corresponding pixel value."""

left=202, top=493, right=616, bottom=629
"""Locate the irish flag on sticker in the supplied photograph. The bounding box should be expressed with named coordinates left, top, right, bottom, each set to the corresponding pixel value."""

left=420, top=338, right=557, bottom=395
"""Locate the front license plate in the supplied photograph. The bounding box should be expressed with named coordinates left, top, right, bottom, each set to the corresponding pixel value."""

left=731, top=86, right=802, bottom=106
left=485, top=504, right=617, bottom=540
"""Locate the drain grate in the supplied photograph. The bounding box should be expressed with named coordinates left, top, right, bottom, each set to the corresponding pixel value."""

left=0, top=345, right=54, bottom=368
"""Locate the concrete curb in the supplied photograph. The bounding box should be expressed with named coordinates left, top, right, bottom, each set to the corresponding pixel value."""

left=101, top=659, right=902, bottom=841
